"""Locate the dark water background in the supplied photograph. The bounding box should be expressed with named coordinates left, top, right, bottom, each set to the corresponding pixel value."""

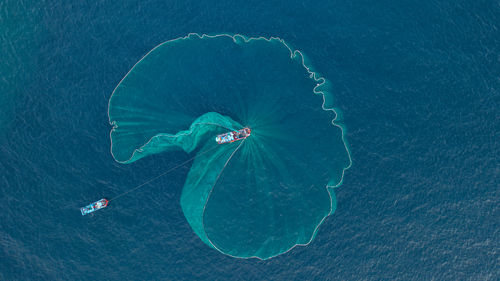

left=1, top=0, right=498, bottom=280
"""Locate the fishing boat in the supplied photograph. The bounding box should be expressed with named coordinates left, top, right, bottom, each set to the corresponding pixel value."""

left=80, top=198, right=109, bottom=216
left=216, top=128, right=251, bottom=144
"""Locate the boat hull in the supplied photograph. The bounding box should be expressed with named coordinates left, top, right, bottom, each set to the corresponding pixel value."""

left=81, top=199, right=109, bottom=215
left=215, top=128, right=251, bottom=144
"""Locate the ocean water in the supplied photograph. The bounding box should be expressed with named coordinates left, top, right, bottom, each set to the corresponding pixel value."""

left=1, top=0, right=498, bottom=280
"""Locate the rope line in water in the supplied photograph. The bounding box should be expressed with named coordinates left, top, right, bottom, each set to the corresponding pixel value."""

left=109, top=144, right=221, bottom=202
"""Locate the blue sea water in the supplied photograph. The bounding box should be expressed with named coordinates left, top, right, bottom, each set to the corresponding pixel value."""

left=1, top=0, right=498, bottom=280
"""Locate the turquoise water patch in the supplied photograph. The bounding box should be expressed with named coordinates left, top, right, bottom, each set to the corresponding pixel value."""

left=108, top=34, right=351, bottom=259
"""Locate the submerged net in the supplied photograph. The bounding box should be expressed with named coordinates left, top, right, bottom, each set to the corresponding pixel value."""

left=108, top=34, right=351, bottom=259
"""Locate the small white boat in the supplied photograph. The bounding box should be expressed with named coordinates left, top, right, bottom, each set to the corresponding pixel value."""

left=215, top=128, right=251, bottom=144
